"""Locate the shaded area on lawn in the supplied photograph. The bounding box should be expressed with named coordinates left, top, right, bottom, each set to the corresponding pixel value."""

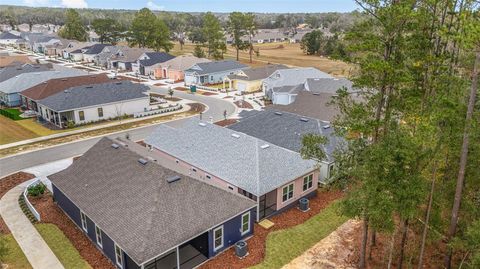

left=200, top=189, right=344, bottom=269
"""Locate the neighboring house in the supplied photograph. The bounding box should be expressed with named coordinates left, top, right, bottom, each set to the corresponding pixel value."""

left=152, top=55, right=211, bottom=81
left=262, top=67, right=332, bottom=104
left=82, top=44, right=111, bottom=63
left=44, top=38, right=69, bottom=57
left=0, top=24, right=13, bottom=32
left=0, top=63, right=53, bottom=83
left=225, top=29, right=287, bottom=44
left=145, top=118, right=318, bottom=221
left=184, top=60, right=249, bottom=86
left=31, top=36, right=62, bottom=54
left=0, top=67, right=86, bottom=107
left=16, top=24, right=30, bottom=32
left=224, top=64, right=289, bottom=93
left=107, top=47, right=147, bottom=71
left=36, top=81, right=149, bottom=128
left=92, top=45, right=120, bottom=68
left=20, top=74, right=112, bottom=112
left=87, top=31, right=100, bottom=42
left=228, top=109, right=341, bottom=182
left=132, top=52, right=175, bottom=76
left=49, top=137, right=256, bottom=269
left=0, top=55, right=34, bottom=67
left=62, top=42, right=95, bottom=61
left=0, top=32, right=24, bottom=46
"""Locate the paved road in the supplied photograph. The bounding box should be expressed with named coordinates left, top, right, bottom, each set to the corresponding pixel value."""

left=0, top=87, right=236, bottom=178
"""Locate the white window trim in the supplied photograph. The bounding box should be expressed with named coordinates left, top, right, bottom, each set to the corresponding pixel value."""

left=80, top=211, right=88, bottom=232
left=95, top=225, right=103, bottom=248
left=213, top=226, right=224, bottom=251
left=240, top=212, right=251, bottom=235
left=282, top=183, right=294, bottom=203
left=114, top=243, right=123, bottom=268
left=302, top=174, right=314, bottom=193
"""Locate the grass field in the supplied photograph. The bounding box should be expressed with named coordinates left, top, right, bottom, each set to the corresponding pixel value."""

left=170, top=42, right=353, bottom=77
left=0, top=116, right=64, bottom=145
left=0, top=234, right=32, bottom=269
left=250, top=202, right=348, bottom=269
left=0, top=108, right=23, bottom=120
left=36, top=223, right=91, bottom=269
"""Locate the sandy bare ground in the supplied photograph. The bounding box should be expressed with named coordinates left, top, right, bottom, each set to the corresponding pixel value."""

left=282, top=219, right=360, bottom=269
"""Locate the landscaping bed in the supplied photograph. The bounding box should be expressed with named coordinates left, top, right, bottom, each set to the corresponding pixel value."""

left=117, top=76, right=147, bottom=83
left=200, top=91, right=218, bottom=96
left=200, top=189, right=344, bottom=269
left=234, top=100, right=254, bottom=109
left=30, top=194, right=115, bottom=269
left=150, top=93, right=182, bottom=102
left=175, top=86, right=189, bottom=91
left=214, top=119, right=238, bottom=127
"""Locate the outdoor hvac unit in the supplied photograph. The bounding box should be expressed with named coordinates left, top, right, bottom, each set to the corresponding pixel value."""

left=299, top=198, right=310, bottom=212
left=235, top=240, right=248, bottom=258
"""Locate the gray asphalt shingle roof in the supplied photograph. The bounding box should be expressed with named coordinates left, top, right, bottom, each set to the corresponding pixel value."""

left=0, top=63, right=52, bottom=83
left=49, top=137, right=255, bottom=265
left=227, top=64, right=289, bottom=81
left=84, top=44, right=110, bottom=55
left=139, top=52, right=175, bottom=66
left=305, top=78, right=353, bottom=94
left=228, top=110, right=341, bottom=163
left=37, top=81, right=149, bottom=112
left=265, top=68, right=332, bottom=91
left=145, top=118, right=317, bottom=196
left=0, top=32, right=22, bottom=40
left=185, top=60, right=249, bottom=75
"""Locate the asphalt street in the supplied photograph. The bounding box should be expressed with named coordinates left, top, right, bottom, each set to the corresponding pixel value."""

left=0, top=86, right=236, bottom=178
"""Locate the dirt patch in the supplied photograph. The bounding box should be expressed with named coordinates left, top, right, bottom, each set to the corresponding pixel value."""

left=282, top=220, right=359, bottom=269
left=31, top=194, right=115, bottom=269
left=234, top=100, right=254, bottom=109
left=214, top=119, right=238, bottom=127
left=200, top=189, right=343, bottom=269
left=0, top=172, right=36, bottom=234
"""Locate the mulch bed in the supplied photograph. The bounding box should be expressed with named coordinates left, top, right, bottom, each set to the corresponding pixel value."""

left=188, top=103, right=206, bottom=113
left=175, top=87, right=189, bottom=91
left=31, top=194, right=115, bottom=269
left=136, top=140, right=147, bottom=147
left=200, top=189, right=344, bottom=269
left=214, top=119, right=238, bottom=127
left=45, top=59, right=62, bottom=64
left=154, top=83, right=167, bottom=86
left=234, top=100, right=254, bottom=109
left=200, top=91, right=218, bottom=96
left=0, top=172, right=35, bottom=234
left=223, top=96, right=234, bottom=99
left=116, top=76, right=147, bottom=83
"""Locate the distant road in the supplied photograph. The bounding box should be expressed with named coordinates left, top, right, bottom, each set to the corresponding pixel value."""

left=0, top=87, right=236, bottom=178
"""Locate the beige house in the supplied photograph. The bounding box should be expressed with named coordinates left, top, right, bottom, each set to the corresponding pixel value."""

left=224, top=64, right=288, bottom=93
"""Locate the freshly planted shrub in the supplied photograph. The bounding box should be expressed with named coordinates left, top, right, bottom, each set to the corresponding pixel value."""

left=27, top=183, right=46, bottom=197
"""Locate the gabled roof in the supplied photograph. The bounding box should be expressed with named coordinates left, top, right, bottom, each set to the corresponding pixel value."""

left=49, top=137, right=255, bottom=265
left=271, top=84, right=305, bottom=94
left=0, top=32, right=22, bottom=40
left=37, top=81, right=149, bottom=111
left=227, top=64, right=289, bottom=81
left=63, top=42, right=96, bottom=53
left=157, top=55, right=211, bottom=71
left=228, top=109, right=341, bottom=163
left=305, top=78, right=353, bottom=94
left=0, top=63, right=53, bottom=83
left=0, top=55, right=34, bottom=67
left=109, top=46, right=148, bottom=63
left=264, top=67, right=332, bottom=90
left=139, top=52, right=175, bottom=67
left=145, top=118, right=316, bottom=196
left=185, top=60, right=249, bottom=75
left=20, top=74, right=112, bottom=101
left=0, top=67, right=87, bottom=94
left=83, top=43, right=111, bottom=55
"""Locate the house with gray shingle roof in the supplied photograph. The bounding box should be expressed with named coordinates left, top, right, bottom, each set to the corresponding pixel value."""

left=228, top=109, right=343, bottom=183
left=0, top=32, right=24, bottom=46
left=184, top=60, right=249, bottom=86
left=145, top=118, right=318, bottom=221
left=224, top=64, right=289, bottom=93
left=132, top=52, right=175, bottom=76
left=36, top=81, right=150, bottom=128
left=49, top=137, right=256, bottom=269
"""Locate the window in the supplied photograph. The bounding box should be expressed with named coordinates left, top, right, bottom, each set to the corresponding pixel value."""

left=210, top=75, right=213, bottom=81
left=241, top=212, right=250, bottom=235
left=206, top=174, right=211, bottom=179
left=80, top=212, right=88, bottom=232
left=192, top=167, right=197, bottom=172
left=114, top=244, right=123, bottom=268
left=175, top=159, right=179, bottom=164
left=79, top=111, right=85, bottom=121
left=228, top=186, right=234, bottom=191
left=97, top=107, right=103, bottom=117
left=329, top=165, right=334, bottom=177
left=95, top=225, right=103, bottom=248
left=213, top=226, right=223, bottom=251
left=303, top=174, right=314, bottom=191
left=282, top=183, right=294, bottom=202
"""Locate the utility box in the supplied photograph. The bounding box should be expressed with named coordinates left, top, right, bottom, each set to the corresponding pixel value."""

left=299, top=198, right=309, bottom=212
left=190, top=85, right=197, bottom=93
left=235, top=240, right=248, bottom=258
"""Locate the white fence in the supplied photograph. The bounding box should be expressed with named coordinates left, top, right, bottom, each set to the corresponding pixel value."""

left=23, top=179, right=41, bottom=222
left=133, top=104, right=183, bottom=118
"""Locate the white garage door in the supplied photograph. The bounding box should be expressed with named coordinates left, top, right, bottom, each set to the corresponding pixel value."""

left=237, top=82, right=247, bottom=92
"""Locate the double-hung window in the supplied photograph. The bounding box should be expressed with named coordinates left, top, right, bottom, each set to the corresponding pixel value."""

left=80, top=211, right=88, bottom=232
left=114, top=244, right=123, bottom=268
left=97, top=107, right=103, bottom=117
left=213, top=226, right=224, bottom=251
left=241, top=212, right=251, bottom=235
left=95, top=225, right=103, bottom=248
left=303, top=174, right=314, bottom=191
left=282, top=183, right=294, bottom=202
left=79, top=111, right=85, bottom=121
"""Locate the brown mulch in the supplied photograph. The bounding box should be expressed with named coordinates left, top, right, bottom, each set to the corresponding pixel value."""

left=136, top=140, right=147, bottom=147
left=234, top=100, right=254, bottom=109
left=0, top=172, right=36, bottom=234
left=175, top=87, right=190, bottom=91
left=188, top=103, right=206, bottom=113
left=153, top=83, right=167, bottom=86
left=214, top=119, right=238, bottom=127
left=223, top=96, right=234, bottom=99
left=31, top=194, right=115, bottom=269
left=200, top=189, right=344, bottom=269
left=200, top=91, right=218, bottom=96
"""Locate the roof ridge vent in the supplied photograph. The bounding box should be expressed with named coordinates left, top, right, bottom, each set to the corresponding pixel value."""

left=274, top=111, right=283, bottom=116
left=198, top=122, right=207, bottom=127
left=231, top=133, right=240, bottom=138
left=138, top=158, right=148, bottom=165
left=111, top=143, right=119, bottom=149
left=300, top=118, right=309, bottom=122
left=260, top=144, right=270, bottom=149
left=167, top=175, right=181, bottom=183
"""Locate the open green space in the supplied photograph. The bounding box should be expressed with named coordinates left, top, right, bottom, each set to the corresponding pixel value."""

left=0, top=234, right=32, bottom=269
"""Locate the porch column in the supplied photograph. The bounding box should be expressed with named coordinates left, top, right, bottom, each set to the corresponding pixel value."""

left=223, top=79, right=226, bottom=89
left=176, top=246, right=180, bottom=269
left=57, top=113, right=62, bottom=128
left=229, top=80, right=232, bottom=90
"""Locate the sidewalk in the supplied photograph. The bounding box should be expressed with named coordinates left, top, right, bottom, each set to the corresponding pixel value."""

left=0, top=179, right=64, bottom=269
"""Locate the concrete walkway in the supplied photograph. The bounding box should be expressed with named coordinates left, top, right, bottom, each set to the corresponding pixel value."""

left=0, top=179, right=64, bottom=269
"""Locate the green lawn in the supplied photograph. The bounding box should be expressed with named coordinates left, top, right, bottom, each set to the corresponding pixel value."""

left=0, top=108, right=24, bottom=121
left=250, top=202, right=348, bottom=269
left=0, top=234, right=32, bottom=269
left=35, top=224, right=91, bottom=269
